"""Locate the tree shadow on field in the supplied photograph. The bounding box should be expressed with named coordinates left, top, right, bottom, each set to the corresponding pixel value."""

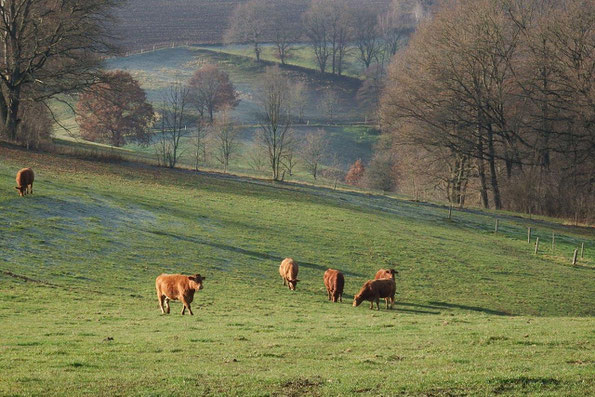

left=141, top=228, right=365, bottom=277
left=428, top=301, right=511, bottom=316
left=395, top=302, right=441, bottom=315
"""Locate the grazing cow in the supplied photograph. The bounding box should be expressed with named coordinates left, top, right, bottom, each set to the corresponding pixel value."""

left=279, top=258, right=299, bottom=290
left=15, top=168, right=34, bottom=197
left=374, top=268, right=398, bottom=280
left=323, top=268, right=344, bottom=302
left=353, top=278, right=396, bottom=310
left=155, top=273, right=205, bottom=315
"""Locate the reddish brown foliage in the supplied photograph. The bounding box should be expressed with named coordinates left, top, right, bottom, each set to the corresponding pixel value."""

left=76, top=71, right=154, bottom=147
left=188, top=64, right=238, bottom=122
left=345, top=159, right=365, bottom=186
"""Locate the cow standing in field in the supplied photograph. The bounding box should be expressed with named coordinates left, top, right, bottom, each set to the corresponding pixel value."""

left=353, top=278, right=396, bottom=310
left=279, top=258, right=299, bottom=290
left=15, top=168, right=34, bottom=197
left=374, top=268, right=398, bottom=280
left=155, top=273, right=205, bottom=315
left=374, top=268, right=398, bottom=307
left=323, top=268, right=344, bottom=302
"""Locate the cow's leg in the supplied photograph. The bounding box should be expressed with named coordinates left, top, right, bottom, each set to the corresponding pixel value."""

left=375, top=297, right=380, bottom=311
left=181, top=298, right=193, bottom=315
left=369, top=300, right=374, bottom=310
left=29, top=184, right=33, bottom=194
left=390, top=295, right=395, bottom=310
left=157, top=292, right=166, bottom=314
left=165, top=298, right=170, bottom=314
left=339, top=293, right=342, bottom=303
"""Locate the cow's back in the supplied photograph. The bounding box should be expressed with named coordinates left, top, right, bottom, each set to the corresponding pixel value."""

left=280, top=258, right=298, bottom=279
left=156, top=273, right=188, bottom=298
left=372, top=278, right=396, bottom=298
left=16, top=168, right=34, bottom=187
left=324, top=269, right=344, bottom=291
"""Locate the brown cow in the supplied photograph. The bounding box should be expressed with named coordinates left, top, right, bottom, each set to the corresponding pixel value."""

left=374, top=268, right=398, bottom=307
left=353, top=278, right=396, bottom=310
left=15, top=168, right=34, bottom=197
left=323, top=268, right=344, bottom=302
left=374, top=268, right=398, bottom=280
left=155, top=273, right=205, bottom=315
left=279, top=258, right=299, bottom=290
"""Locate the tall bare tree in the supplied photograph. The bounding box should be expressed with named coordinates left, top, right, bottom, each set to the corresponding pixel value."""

left=0, top=0, right=117, bottom=141
left=301, top=129, right=329, bottom=180
left=212, top=107, right=240, bottom=173
left=255, top=66, right=293, bottom=181
left=156, top=82, right=190, bottom=168
left=352, top=6, right=381, bottom=69
left=303, top=0, right=352, bottom=75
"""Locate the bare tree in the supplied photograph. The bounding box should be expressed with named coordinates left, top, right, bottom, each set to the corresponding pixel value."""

left=211, top=107, right=240, bottom=173
left=352, top=6, right=381, bottom=69
left=268, top=3, right=303, bottom=64
left=303, top=0, right=352, bottom=75
left=224, top=0, right=268, bottom=62
left=155, top=82, right=190, bottom=168
left=255, top=66, right=293, bottom=181
left=302, top=1, right=331, bottom=73
left=193, top=120, right=209, bottom=171
left=301, top=129, right=329, bottom=179
left=0, top=0, right=117, bottom=141
left=282, top=143, right=297, bottom=177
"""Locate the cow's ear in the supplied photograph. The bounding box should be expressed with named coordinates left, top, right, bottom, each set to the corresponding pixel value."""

left=188, top=276, right=195, bottom=281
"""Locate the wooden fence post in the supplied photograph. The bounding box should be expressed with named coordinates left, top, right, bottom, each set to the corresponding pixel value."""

left=527, top=227, right=532, bottom=243
left=580, top=243, right=584, bottom=259
left=494, top=219, right=499, bottom=233
left=534, top=237, right=539, bottom=254
left=572, top=249, right=578, bottom=265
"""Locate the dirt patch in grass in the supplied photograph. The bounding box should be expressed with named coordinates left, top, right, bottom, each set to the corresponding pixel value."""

left=276, top=377, right=324, bottom=396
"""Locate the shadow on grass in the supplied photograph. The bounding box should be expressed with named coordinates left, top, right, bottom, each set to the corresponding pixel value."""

left=144, top=229, right=365, bottom=277
left=429, top=301, right=512, bottom=316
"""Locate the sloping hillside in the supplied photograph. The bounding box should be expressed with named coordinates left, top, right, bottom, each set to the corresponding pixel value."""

left=0, top=146, right=593, bottom=395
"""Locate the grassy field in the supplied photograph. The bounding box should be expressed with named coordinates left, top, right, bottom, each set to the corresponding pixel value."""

left=0, top=146, right=593, bottom=395
left=198, top=44, right=367, bottom=79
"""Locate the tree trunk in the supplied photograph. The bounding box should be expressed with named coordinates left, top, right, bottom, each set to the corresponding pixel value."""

left=4, top=87, right=21, bottom=141
left=477, top=134, right=489, bottom=209
left=487, top=124, right=502, bottom=209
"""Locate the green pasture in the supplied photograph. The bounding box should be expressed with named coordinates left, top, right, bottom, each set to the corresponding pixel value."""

left=0, top=146, right=593, bottom=395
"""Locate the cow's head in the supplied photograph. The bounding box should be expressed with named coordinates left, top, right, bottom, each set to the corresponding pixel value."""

left=188, top=274, right=205, bottom=290
left=15, top=186, right=25, bottom=196
left=288, top=279, right=300, bottom=290
left=389, top=268, right=398, bottom=278
left=352, top=293, right=364, bottom=307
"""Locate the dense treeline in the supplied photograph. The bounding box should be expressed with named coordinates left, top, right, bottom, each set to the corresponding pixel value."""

left=381, top=0, right=594, bottom=222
